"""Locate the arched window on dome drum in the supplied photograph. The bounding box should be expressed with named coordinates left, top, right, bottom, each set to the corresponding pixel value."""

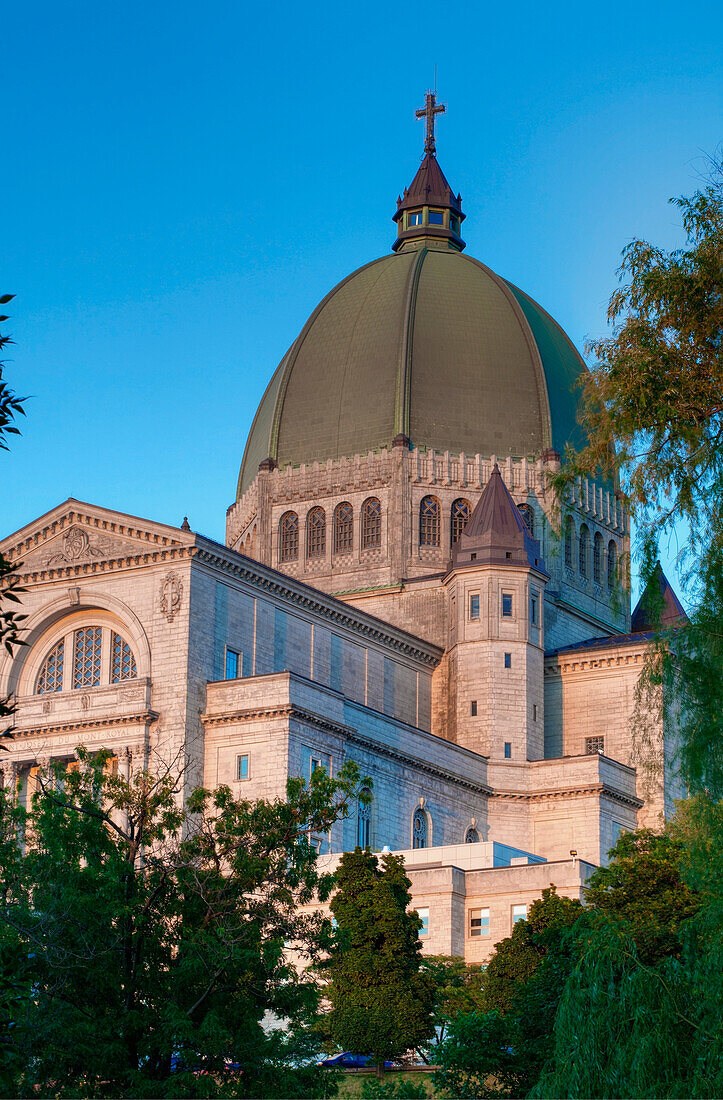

left=579, top=525, right=590, bottom=580
left=419, top=496, right=440, bottom=548
left=279, top=511, right=299, bottom=563
left=306, top=507, right=326, bottom=559
left=564, top=517, right=574, bottom=572
left=465, top=825, right=480, bottom=844
left=334, top=502, right=353, bottom=554
left=37, top=639, right=64, bottom=694
left=361, top=497, right=382, bottom=549
left=607, top=540, right=618, bottom=591
left=412, top=807, right=428, bottom=849
left=357, top=787, right=372, bottom=848
left=593, top=532, right=604, bottom=585
left=111, top=633, right=137, bottom=683
left=518, top=504, right=535, bottom=538
left=451, top=499, right=471, bottom=546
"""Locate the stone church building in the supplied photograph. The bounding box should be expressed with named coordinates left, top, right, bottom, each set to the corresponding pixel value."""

left=0, top=95, right=684, bottom=959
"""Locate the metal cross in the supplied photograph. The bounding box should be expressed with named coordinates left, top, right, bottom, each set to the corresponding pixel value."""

left=415, top=91, right=446, bottom=155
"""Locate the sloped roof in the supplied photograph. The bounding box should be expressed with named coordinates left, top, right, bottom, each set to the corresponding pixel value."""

left=631, top=563, right=687, bottom=632
left=451, top=463, right=547, bottom=573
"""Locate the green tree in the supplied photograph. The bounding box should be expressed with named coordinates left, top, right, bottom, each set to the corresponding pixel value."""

left=417, top=954, right=484, bottom=1058
left=433, top=887, right=583, bottom=1098
left=0, top=747, right=362, bottom=1098
left=323, top=848, right=434, bottom=1078
left=0, top=294, right=27, bottom=734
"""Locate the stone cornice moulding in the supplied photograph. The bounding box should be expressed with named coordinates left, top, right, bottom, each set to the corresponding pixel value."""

left=545, top=648, right=646, bottom=675
left=12, top=545, right=195, bottom=585
left=8, top=710, right=159, bottom=740
left=490, top=783, right=643, bottom=810
left=193, top=543, right=442, bottom=667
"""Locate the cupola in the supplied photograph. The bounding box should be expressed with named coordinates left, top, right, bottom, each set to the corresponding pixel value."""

left=392, top=91, right=465, bottom=253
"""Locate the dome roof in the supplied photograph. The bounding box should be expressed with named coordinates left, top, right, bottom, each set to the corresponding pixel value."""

left=237, top=244, right=587, bottom=498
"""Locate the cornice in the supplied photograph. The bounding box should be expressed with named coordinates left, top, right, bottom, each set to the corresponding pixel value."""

left=491, top=783, right=643, bottom=810
left=13, top=546, right=196, bottom=586
left=8, top=710, right=159, bottom=739
left=545, top=648, right=646, bottom=675
left=193, top=545, right=442, bottom=666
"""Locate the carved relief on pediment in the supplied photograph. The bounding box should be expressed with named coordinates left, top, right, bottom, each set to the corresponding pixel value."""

left=18, top=526, right=145, bottom=570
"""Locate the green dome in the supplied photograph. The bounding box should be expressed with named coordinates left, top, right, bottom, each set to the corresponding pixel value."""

left=237, top=244, right=587, bottom=498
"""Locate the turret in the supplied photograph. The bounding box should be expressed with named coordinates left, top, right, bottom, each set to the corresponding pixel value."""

left=442, top=465, right=548, bottom=761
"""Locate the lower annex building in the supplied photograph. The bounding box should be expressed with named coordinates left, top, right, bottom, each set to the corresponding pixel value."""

left=0, top=95, right=685, bottom=960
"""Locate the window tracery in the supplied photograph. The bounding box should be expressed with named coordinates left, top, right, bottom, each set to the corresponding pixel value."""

left=451, top=498, right=471, bottom=545
left=279, top=511, right=299, bottom=563
left=607, top=540, right=618, bottom=591
left=593, top=532, right=603, bottom=585
left=518, top=504, right=535, bottom=538
left=564, top=517, right=574, bottom=571
left=357, top=787, right=372, bottom=847
left=73, top=627, right=102, bottom=689
left=419, top=496, right=440, bottom=548
left=111, top=633, right=137, bottom=682
left=361, top=497, right=381, bottom=550
left=465, top=826, right=480, bottom=843
left=578, top=525, right=590, bottom=579
left=307, top=507, right=326, bottom=558
left=412, top=806, right=428, bottom=849
left=37, top=639, right=64, bottom=694
left=334, top=502, right=353, bottom=554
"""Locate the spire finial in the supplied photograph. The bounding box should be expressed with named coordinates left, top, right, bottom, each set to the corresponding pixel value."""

left=415, top=90, right=445, bottom=156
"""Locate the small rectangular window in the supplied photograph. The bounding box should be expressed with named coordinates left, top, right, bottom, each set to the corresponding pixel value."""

left=469, top=907, right=490, bottom=937
left=471, top=700, right=477, bottom=716
left=469, top=594, right=480, bottom=620
left=428, top=210, right=444, bottom=225
left=502, top=593, right=513, bottom=617
left=225, top=648, right=239, bottom=680
left=512, top=903, right=527, bottom=926
left=533, top=704, right=538, bottom=722
left=416, top=907, right=430, bottom=937
left=236, top=754, right=249, bottom=781
left=586, top=735, right=605, bottom=755
left=504, top=742, right=512, bottom=758
left=504, top=652, right=512, bottom=668
left=409, top=211, right=423, bottom=226
left=530, top=592, right=539, bottom=626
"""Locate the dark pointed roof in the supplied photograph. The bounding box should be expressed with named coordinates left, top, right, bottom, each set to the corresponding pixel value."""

left=393, top=153, right=465, bottom=253
left=631, top=563, right=686, bottom=632
left=450, top=464, right=547, bottom=574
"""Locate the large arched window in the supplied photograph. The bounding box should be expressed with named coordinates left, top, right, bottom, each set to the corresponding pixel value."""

left=412, top=806, right=428, bottom=849
left=607, top=540, right=618, bottom=591
left=419, top=496, right=440, bottom=548
left=518, top=504, right=535, bottom=538
left=465, top=825, right=480, bottom=844
left=361, top=497, right=382, bottom=550
left=593, top=532, right=604, bottom=585
left=306, top=507, right=326, bottom=559
left=334, top=502, right=353, bottom=554
left=35, top=626, right=138, bottom=695
left=564, top=517, right=574, bottom=571
left=357, top=787, right=372, bottom=848
left=578, top=525, right=590, bottom=580
left=279, top=511, right=299, bottom=563
left=451, top=498, right=471, bottom=546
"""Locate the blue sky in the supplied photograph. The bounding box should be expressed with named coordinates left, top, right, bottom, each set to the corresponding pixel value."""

left=4, top=1, right=721, bottom=599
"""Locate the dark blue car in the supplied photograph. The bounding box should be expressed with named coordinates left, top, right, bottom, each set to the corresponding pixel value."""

left=317, top=1053, right=394, bottom=1068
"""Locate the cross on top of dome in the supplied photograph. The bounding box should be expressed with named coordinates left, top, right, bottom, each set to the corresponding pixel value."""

left=415, top=90, right=445, bottom=156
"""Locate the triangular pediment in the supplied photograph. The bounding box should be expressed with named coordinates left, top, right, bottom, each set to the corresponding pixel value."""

left=1, top=498, right=192, bottom=573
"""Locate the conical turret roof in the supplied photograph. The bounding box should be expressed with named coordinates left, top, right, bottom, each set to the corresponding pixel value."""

left=451, top=464, right=547, bottom=574
left=631, top=563, right=686, bottom=631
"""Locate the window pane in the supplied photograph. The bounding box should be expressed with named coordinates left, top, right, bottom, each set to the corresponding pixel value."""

left=280, top=511, right=299, bottom=562
left=586, top=735, right=605, bottom=755
left=419, top=497, right=440, bottom=547
left=428, top=210, right=444, bottom=225
left=529, top=594, right=538, bottom=625
left=237, top=754, right=249, bottom=780
left=451, top=499, right=471, bottom=546
left=37, top=639, right=64, bottom=694
left=111, top=633, right=137, bottom=683
left=502, top=593, right=513, bottom=617
left=357, top=787, right=372, bottom=847
left=469, top=594, right=480, bottom=620
left=409, top=211, right=423, bottom=226
left=334, top=502, right=353, bottom=554
left=504, top=742, right=512, bottom=758
left=504, top=653, right=512, bottom=668
left=416, top=907, right=430, bottom=936
left=470, top=907, right=489, bottom=936
left=412, top=808, right=428, bottom=849
left=73, top=627, right=102, bottom=689
left=307, top=508, right=326, bottom=558
left=225, top=649, right=239, bottom=680
left=512, top=904, right=527, bottom=925
left=362, top=498, right=382, bottom=549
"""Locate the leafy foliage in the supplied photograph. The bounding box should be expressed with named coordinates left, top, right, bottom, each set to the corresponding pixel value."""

left=417, top=954, right=484, bottom=1057
left=323, top=849, right=435, bottom=1076
left=0, top=748, right=363, bottom=1098
left=0, top=294, right=27, bottom=733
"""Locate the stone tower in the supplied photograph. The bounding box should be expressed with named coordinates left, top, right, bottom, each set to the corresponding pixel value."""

left=442, top=465, right=548, bottom=761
